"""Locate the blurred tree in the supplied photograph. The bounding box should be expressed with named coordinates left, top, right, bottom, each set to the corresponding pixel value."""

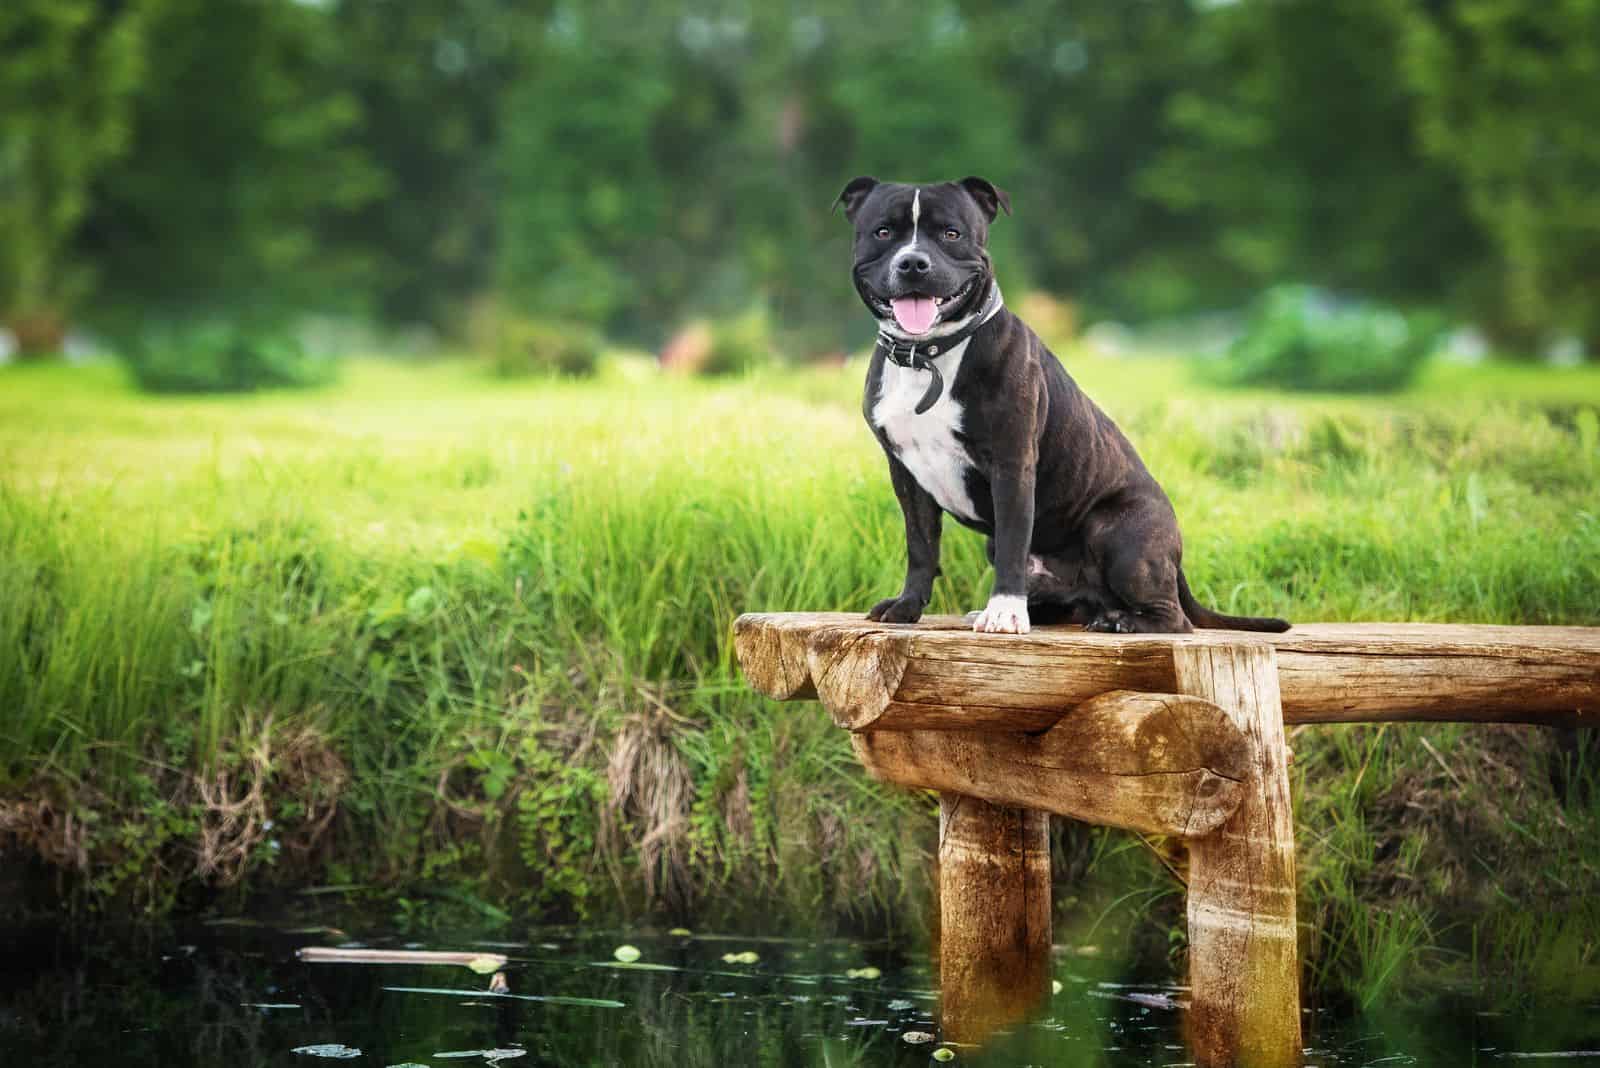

left=78, top=0, right=383, bottom=332
left=497, top=2, right=1028, bottom=355
left=0, top=0, right=153, bottom=355
left=960, top=0, right=1214, bottom=320
left=328, top=0, right=543, bottom=331
left=1139, top=0, right=1484, bottom=318
left=1393, top=0, right=1600, bottom=356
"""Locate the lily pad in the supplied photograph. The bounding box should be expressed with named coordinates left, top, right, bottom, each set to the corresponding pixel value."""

left=720, top=950, right=760, bottom=965
left=933, top=1048, right=956, bottom=1062
left=613, top=944, right=641, bottom=963
left=292, top=1044, right=362, bottom=1059
left=467, top=955, right=503, bottom=975
left=845, top=966, right=882, bottom=980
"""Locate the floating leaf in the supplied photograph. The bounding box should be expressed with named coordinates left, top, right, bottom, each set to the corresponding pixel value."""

left=845, top=966, right=881, bottom=980
left=613, top=944, right=642, bottom=963
left=434, top=1051, right=525, bottom=1062
left=668, top=927, right=692, bottom=936
left=467, top=955, right=503, bottom=975
left=292, top=1044, right=362, bottom=1059
left=933, top=1048, right=956, bottom=1062
left=383, top=986, right=623, bottom=1008
left=720, top=950, right=759, bottom=964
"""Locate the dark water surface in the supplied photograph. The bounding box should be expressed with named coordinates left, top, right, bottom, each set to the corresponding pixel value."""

left=2, top=922, right=1597, bottom=1067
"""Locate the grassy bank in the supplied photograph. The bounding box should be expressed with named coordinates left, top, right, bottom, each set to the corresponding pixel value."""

left=2, top=353, right=1598, bottom=1006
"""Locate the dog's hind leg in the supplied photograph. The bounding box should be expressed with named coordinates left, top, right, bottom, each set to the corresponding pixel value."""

left=1083, top=504, right=1192, bottom=634
left=1024, top=548, right=1099, bottom=626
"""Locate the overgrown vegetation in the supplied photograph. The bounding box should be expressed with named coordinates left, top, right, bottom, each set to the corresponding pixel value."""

left=119, top=319, right=335, bottom=394
left=1, top=354, right=1597, bottom=1007
left=1207, top=286, right=1440, bottom=393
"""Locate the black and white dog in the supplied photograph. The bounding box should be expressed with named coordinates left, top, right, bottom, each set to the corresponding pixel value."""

left=837, top=175, right=1289, bottom=635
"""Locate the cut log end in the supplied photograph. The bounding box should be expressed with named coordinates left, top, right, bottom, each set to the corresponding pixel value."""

left=807, top=628, right=909, bottom=730
left=733, top=613, right=817, bottom=700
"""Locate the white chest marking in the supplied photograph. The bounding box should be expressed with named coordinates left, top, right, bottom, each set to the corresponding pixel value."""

left=871, top=340, right=980, bottom=523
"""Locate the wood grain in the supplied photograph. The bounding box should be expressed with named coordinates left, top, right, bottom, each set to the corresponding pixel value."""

left=733, top=612, right=1600, bottom=729
left=851, top=690, right=1249, bottom=837
left=1175, top=643, right=1301, bottom=1068
left=937, top=793, right=1051, bottom=1045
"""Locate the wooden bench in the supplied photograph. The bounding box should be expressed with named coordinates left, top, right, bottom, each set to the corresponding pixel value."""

left=733, top=612, right=1600, bottom=1067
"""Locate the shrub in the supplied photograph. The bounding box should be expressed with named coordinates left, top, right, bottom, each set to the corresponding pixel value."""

left=1209, top=286, right=1441, bottom=393
left=488, top=314, right=602, bottom=378
left=121, top=320, right=335, bottom=394
left=702, top=309, right=776, bottom=376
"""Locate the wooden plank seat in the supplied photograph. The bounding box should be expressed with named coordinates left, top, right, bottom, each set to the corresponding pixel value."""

left=733, top=612, right=1600, bottom=1067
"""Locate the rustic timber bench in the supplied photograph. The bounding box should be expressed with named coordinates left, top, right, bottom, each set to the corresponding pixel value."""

left=733, top=612, right=1600, bottom=1068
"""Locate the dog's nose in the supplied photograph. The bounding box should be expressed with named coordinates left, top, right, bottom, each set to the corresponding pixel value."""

left=894, top=251, right=931, bottom=276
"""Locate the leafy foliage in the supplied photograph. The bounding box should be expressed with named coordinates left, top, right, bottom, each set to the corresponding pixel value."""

left=1208, top=286, right=1441, bottom=393
left=1391, top=0, right=1600, bottom=353
left=488, top=315, right=603, bottom=378
left=0, top=0, right=151, bottom=350
left=121, top=319, right=335, bottom=394
left=82, top=0, right=381, bottom=326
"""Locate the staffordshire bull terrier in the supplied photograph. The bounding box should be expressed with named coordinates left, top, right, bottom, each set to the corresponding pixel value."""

left=836, top=175, right=1289, bottom=635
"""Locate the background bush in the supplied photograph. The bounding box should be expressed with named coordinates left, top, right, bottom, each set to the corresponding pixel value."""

left=485, top=312, right=603, bottom=378
left=701, top=309, right=777, bottom=376
left=120, top=320, right=335, bottom=394
left=1207, top=285, right=1441, bottom=393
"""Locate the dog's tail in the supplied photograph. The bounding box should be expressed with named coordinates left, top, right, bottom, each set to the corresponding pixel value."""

left=1176, top=568, right=1291, bottom=633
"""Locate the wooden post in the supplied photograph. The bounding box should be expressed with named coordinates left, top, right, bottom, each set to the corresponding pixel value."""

left=937, top=793, right=1051, bottom=1045
left=1173, top=642, right=1301, bottom=1068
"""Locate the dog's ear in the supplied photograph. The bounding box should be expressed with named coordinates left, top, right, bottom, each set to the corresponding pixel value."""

left=958, top=176, right=1012, bottom=222
left=833, top=176, right=879, bottom=221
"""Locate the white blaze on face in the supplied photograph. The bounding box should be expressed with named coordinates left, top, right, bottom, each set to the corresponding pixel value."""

left=887, top=188, right=939, bottom=334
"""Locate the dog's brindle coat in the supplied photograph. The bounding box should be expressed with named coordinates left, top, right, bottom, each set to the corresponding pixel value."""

left=838, top=175, right=1289, bottom=635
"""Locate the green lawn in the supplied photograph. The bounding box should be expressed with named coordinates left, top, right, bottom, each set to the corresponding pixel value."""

left=2, top=352, right=1598, bottom=1004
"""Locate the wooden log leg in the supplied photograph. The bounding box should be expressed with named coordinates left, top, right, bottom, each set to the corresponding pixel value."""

left=1174, top=643, right=1301, bottom=1068
left=937, top=793, right=1051, bottom=1045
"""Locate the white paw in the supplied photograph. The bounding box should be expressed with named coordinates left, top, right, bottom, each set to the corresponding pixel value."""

left=971, top=594, right=1030, bottom=635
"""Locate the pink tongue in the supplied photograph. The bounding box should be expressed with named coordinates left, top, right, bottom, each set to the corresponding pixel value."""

left=891, top=296, right=938, bottom=335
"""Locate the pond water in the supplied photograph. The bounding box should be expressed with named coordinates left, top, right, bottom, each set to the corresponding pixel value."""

left=2, top=921, right=1596, bottom=1067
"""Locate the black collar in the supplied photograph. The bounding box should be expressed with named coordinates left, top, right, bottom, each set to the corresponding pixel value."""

left=875, top=286, right=1001, bottom=414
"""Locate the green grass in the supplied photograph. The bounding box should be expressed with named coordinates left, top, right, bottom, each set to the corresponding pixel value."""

left=2, top=351, right=1598, bottom=1004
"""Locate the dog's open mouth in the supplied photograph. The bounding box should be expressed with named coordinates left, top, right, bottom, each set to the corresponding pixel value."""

left=873, top=278, right=976, bottom=335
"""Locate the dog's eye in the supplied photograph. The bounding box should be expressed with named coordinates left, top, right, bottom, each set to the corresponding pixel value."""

left=943, top=228, right=961, bottom=241
left=874, top=226, right=892, bottom=240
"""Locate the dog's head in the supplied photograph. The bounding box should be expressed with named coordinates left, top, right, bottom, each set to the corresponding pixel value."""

left=835, top=176, right=1010, bottom=339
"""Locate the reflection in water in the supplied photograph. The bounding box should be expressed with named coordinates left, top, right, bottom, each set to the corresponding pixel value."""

left=0, top=923, right=1597, bottom=1066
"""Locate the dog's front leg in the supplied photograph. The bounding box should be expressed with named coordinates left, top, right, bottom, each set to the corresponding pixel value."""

left=972, top=459, right=1036, bottom=633
left=868, top=453, right=943, bottom=624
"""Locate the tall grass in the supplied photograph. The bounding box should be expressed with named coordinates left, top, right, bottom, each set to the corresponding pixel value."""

left=1, top=353, right=1598, bottom=1000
